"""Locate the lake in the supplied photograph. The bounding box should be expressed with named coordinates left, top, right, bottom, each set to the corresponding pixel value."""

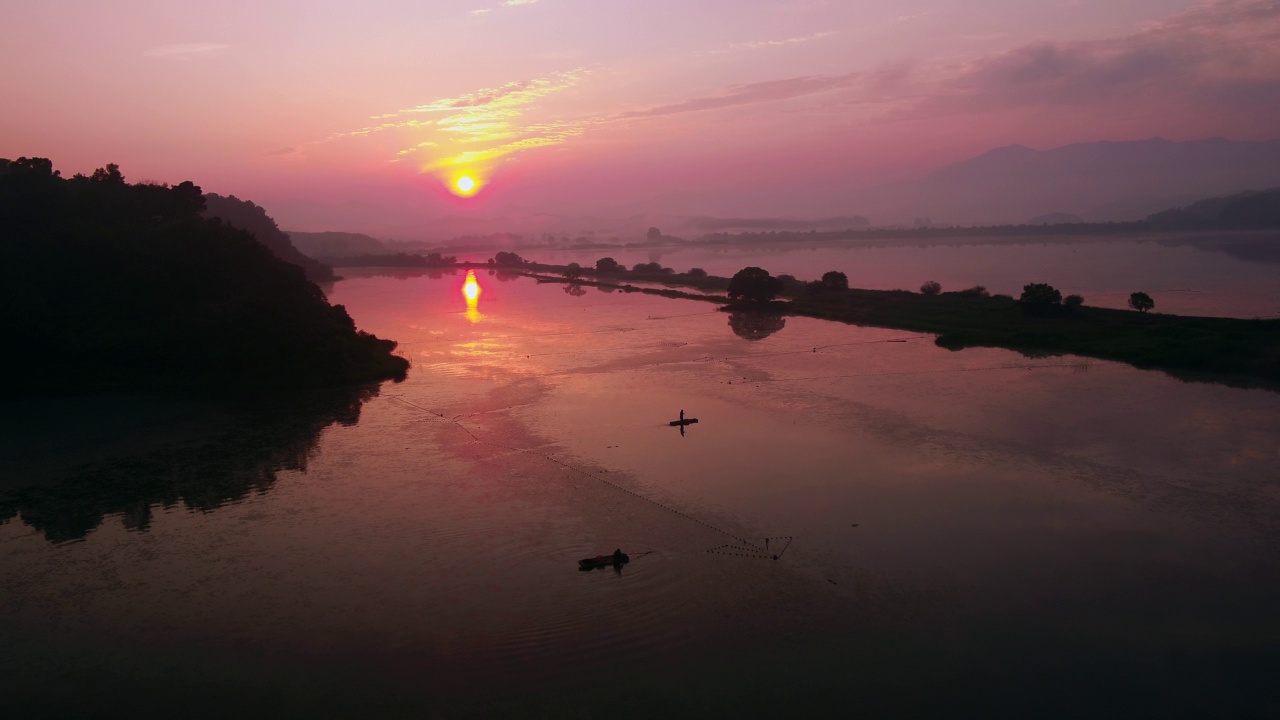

left=3, top=237, right=1279, bottom=718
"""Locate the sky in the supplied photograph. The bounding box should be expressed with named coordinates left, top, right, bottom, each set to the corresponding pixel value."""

left=4, top=0, right=1280, bottom=235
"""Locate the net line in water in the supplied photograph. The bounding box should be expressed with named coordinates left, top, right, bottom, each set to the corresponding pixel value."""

left=386, top=394, right=788, bottom=560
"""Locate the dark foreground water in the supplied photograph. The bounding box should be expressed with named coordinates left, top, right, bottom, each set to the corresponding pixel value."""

left=3, top=259, right=1279, bottom=718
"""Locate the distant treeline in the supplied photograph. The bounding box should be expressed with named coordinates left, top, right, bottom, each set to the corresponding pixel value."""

left=0, top=157, right=408, bottom=395
left=326, top=252, right=458, bottom=268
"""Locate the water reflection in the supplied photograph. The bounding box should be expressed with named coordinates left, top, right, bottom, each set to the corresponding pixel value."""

left=1157, top=234, right=1280, bottom=265
left=463, top=269, right=484, bottom=323
left=727, top=310, right=787, bottom=341
left=0, top=384, right=378, bottom=544
left=563, top=283, right=587, bottom=297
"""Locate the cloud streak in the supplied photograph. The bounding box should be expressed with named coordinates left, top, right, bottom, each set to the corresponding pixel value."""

left=144, top=43, right=229, bottom=58
left=918, top=0, right=1280, bottom=121
left=618, top=72, right=863, bottom=119
left=320, top=69, right=592, bottom=174
left=704, top=31, right=837, bottom=55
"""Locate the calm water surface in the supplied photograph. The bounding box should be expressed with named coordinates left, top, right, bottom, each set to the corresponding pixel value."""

left=2, top=262, right=1279, bottom=718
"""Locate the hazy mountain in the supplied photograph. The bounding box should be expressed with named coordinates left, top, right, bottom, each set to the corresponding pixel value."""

left=288, top=231, right=388, bottom=260
left=1147, top=188, right=1280, bottom=229
left=865, top=137, right=1280, bottom=225
left=203, top=194, right=335, bottom=282
left=1026, top=213, right=1083, bottom=225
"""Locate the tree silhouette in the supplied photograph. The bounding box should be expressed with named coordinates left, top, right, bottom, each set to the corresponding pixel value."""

left=1129, top=291, right=1155, bottom=313
left=493, top=251, right=524, bottom=266
left=728, top=267, right=783, bottom=304
left=1019, top=283, right=1062, bottom=314
left=595, top=256, right=619, bottom=273
left=920, top=280, right=942, bottom=295
left=821, top=271, right=848, bottom=291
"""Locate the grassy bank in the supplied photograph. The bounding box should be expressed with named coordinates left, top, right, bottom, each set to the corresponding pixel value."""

left=514, top=265, right=1280, bottom=388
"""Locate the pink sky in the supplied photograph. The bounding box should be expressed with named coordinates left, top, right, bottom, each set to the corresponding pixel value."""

left=4, top=0, right=1279, bottom=234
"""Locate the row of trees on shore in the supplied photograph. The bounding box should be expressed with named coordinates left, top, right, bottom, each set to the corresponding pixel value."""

left=716, top=264, right=1156, bottom=316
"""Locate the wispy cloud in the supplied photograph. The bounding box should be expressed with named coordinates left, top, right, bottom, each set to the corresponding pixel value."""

left=618, top=72, right=862, bottom=119
left=323, top=69, right=592, bottom=172
left=144, top=43, right=229, bottom=58
left=471, top=0, right=536, bottom=13
left=704, top=31, right=836, bottom=56
left=915, top=0, right=1280, bottom=122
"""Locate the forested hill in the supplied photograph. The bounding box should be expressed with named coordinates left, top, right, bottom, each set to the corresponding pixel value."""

left=1146, top=188, right=1280, bottom=230
left=203, top=193, right=335, bottom=282
left=0, top=157, right=408, bottom=395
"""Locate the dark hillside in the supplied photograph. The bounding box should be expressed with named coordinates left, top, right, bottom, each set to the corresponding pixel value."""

left=0, top=157, right=407, bottom=396
left=1146, top=188, right=1280, bottom=230
left=287, top=230, right=388, bottom=260
left=203, top=193, right=335, bottom=282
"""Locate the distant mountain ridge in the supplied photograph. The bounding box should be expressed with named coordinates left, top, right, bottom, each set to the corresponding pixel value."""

left=869, top=137, right=1280, bottom=225
left=288, top=231, right=388, bottom=259
left=203, top=194, right=335, bottom=282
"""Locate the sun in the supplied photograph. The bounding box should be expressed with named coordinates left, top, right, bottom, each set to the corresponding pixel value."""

left=454, top=175, right=477, bottom=196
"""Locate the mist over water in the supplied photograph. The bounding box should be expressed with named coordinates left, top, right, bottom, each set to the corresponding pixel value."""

left=3, top=257, right=1279, bottom=717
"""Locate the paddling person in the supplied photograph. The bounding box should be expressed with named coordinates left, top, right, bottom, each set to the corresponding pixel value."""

left=612, top=548, right=627, bottom=564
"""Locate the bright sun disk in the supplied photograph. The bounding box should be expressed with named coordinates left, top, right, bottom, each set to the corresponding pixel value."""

left=456, top=176, right=476, bottom=193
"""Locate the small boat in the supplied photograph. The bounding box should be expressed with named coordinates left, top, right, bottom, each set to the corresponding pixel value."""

left=667, top=418, right=698, bottom=426
left=579, top=549, right=630, bottom=570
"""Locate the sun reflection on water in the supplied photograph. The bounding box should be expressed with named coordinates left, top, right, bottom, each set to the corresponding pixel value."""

left=462, top=269, right=483, bottom=323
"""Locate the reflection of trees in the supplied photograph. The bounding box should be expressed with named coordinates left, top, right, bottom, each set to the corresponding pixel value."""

left=596, top=284, right=617, bottom=294
left=0, top=384, right=378, bottom=544
left=728, top=311, right=786, bottom=341
left=563, top=283, right=587, bottom=297
left=1157, top=237, right=1280, bottom=264
left=493, top=270, right=520, bottom=282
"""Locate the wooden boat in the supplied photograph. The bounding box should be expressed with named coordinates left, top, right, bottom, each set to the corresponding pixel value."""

left=667, top=418, right=699, bottom=426
left=579, top=550, right=630, bottom=570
